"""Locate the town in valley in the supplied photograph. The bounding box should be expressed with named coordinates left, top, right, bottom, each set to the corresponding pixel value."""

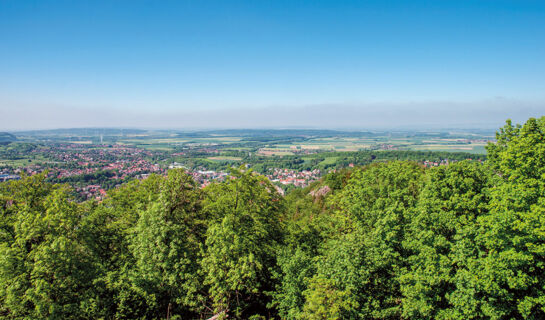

left=0, top=128, right=490, bottom=200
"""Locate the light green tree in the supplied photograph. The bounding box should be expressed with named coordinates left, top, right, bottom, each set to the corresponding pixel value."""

left=472, top=117, right=545, bottom=318
left=130, top=169, right=206, bottom=318
left=201, top=167, right=284, bottom=319
left=81, top=173, right=164, bottom=319
left=401, top=161, right=495, bottom=319
left=0, top=174, right=97, bottom=319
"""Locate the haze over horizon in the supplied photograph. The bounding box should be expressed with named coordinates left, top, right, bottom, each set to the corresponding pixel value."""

left=1, top=0, right=544, bottom=130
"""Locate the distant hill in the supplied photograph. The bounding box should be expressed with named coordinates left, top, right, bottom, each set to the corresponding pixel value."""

left=15, top=128, right=147, bottom=136
left=0, top=132, right=16, bottom=145
left=177, top=129, right=375, bottom=138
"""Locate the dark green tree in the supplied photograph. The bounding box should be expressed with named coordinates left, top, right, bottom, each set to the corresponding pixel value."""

left=271, top=185, right=340, bottom=320
left=303, top=161, right=425, bottom=319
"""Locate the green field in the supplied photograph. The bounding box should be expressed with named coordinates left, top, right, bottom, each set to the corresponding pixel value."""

left=0, top=155, right=49, bottom=167
left=319, top=156, right=339, bottom=165
left=207, top=156, right=243, bottom=161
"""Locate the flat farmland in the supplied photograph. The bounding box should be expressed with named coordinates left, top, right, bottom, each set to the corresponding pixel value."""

left=116, top=136, right=243, bottom=150
left=207, top=156, right=243, bottom=161
left=113, top=133, right=491, bottom=154
left=264, top=135, right=489, bottom=154
left=258, top=148, right=295, bottom=156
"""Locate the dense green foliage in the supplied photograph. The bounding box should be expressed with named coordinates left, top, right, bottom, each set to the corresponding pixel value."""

left=244, top=150, right=486, bottom=173
left=167, top=149, right=485, bottom=174
left=1, top=117, right=544, bottom=319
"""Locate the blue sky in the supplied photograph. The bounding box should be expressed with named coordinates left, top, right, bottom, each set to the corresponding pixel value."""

left=1, top=0, right=544, bottom=129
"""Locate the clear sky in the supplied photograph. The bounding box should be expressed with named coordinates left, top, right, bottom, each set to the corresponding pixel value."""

left=1, top=0, right=544, bottom=130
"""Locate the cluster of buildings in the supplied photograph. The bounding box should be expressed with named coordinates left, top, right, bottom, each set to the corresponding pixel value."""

left=0, top=173, right=20, bottom=182
left=375, top=144, right=397, bottom=150
left=75, top=184, right=108, bottom=200
left=45, top=144, right=156, bottom=163
left=421, top=158, right=482, bottom=168
left=45, top=145, right=163, bottom=179
left=266, top=168, right=322, bottom=188
left=423, top=159, right=451, bottom=167
left=190, top=170, right=229, bottom=188
left=0, top=143, right=166, bottom=198
left=169, top=163, right=228, bottom=187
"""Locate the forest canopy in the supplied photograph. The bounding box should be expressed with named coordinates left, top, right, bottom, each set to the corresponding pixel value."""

left=1, top=117, right=545, bottom=319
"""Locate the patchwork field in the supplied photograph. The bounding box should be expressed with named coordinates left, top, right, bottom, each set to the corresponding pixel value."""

left=7, top=128, right=494, bottom=166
